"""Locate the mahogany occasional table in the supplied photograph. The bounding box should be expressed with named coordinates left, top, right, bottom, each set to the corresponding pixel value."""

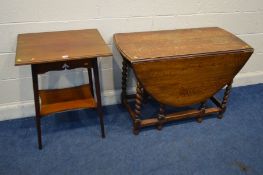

left=15, top=29, right=112, bottom=149
left=114, top=27, right=253, bottom=135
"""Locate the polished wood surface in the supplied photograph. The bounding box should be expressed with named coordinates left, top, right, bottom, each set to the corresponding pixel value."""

left=15, top=29, right=110, bottom=149
left=133, top=51, right=252, bottom=106
left=114, top=27, right=252, bottom=63
left=16, top=29, right=112, bottom=65
left=115, top=27, right=253, bottom=106
left=39, top=84, right=96, bottom=116
left=115, top=27, right=254, bottom=134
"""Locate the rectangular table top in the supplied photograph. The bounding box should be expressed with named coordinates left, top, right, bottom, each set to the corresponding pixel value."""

left=114, top=27, right=253, bottom=63
left=15, top=29, right=112, bottom=65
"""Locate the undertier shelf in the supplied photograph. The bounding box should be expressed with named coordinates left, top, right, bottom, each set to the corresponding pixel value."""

left=39, top=84, right=96, bottom=116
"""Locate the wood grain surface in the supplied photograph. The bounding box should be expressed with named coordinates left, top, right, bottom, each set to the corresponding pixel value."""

left=39, top=84, right=96, bottom=116
left=16, top=29, right=112, bottom=65
left=115, top=27, right=253, bottom=106
left=133, top=51, right=252, bottom=106
left=114, top=27, right=253, bottom=63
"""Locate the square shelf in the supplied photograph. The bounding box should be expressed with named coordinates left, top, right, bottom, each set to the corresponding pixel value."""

left=39, top=84, right=96, bottom=116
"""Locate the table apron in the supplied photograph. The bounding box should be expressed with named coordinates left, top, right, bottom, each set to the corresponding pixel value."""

left=32, top=58, right=94, bottom=74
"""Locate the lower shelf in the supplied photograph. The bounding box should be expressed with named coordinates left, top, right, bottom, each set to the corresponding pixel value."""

left=39, top=84, right=96, bottom=116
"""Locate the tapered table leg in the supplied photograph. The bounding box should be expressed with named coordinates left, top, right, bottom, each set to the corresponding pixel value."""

left=92, top=58, right=105, bottom=138
left=31, top=65, right=42, bottom=150
left=88, top=68, right=94, bottom=97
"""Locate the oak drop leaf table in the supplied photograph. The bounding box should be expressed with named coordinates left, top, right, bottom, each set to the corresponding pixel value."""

left=15, top=29, right=112, bottom=149
left=114, top=27, right=253, bottom=134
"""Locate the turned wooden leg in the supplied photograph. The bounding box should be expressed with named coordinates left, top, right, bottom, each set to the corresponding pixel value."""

left=218, top=82, right=232, bottom=119
left=197, top=102, right=206, bottom=123
left=133, top=81, right=142, bottom=135
left=157, top=104, right=165, bottom=130
left=32, top=65, right=42, bottom=150
left=121, top=59, right=128, bottom=104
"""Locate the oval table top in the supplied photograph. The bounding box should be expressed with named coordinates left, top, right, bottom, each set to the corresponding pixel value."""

left=114, top=27, right=253, bottom=63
